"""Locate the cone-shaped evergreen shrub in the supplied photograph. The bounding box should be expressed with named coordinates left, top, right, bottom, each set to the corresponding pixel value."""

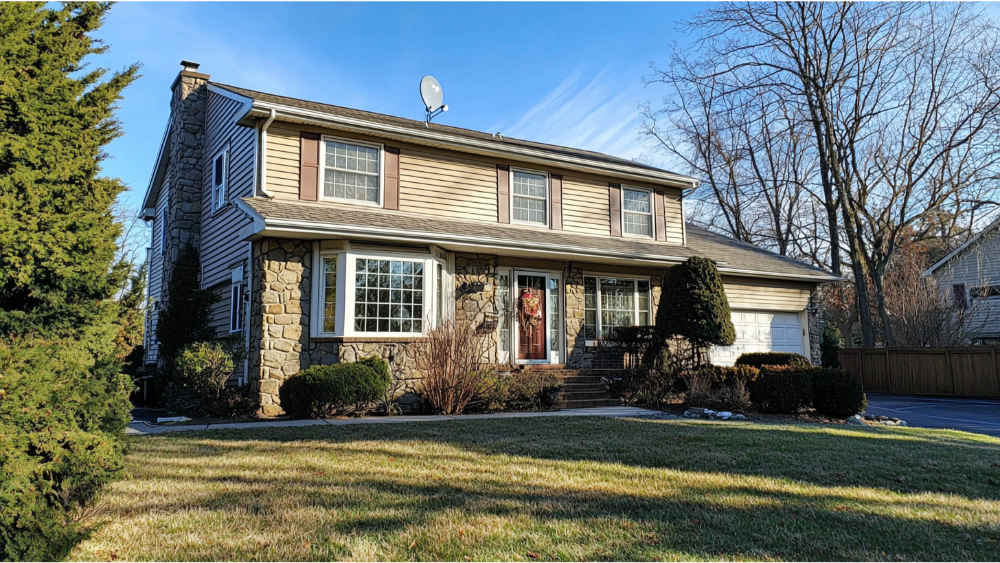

left=656, top=257, right=736, bottom=349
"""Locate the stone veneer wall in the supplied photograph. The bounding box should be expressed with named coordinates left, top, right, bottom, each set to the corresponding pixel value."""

left=807, top=289, right=821, bottom=365
left=454, top=254, right=501, bottom=362
left=163, top=69, right=208, bottom=273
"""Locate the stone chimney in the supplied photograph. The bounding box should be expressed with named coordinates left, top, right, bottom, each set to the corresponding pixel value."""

left=164, top=59, right=210, bottom=267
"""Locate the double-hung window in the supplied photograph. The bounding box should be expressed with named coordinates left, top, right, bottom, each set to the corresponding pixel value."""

left=583, top=276, right=651, bottom=339
left=322, top=138, right=381, bottom=205
left=511, top=169, right=548, bottom=225
left=622, top=187, right=653, bottom=238
left=229, top=266, right=247, bottom=333
left=314, top=250, right=448, bottom=337
left=212, top=145, right=229, bottom=212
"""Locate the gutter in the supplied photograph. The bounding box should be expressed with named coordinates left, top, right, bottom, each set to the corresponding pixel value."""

left=258, top=109, right=277, bottom=198
left=244, top=100, right=699, bottom=190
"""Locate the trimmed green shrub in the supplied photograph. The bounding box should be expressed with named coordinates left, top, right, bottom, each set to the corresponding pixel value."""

left=356, top=355, right=393, bottom=393
left=280, top=363, right=389, bottom=418
left=812, top=368, right=867, bottom=418
left=821, top=325, right=842, bottom=368
left=473, top=369, right=564, bottom=412
left=163, top=340, right=255, bottom=418
left=0, top=339, right=131, bottom=561
left=749, top=366, right=814, bottom=414
left=736, top=352, right=812, bottom=369
left=656, top=257, right=736, bottom=350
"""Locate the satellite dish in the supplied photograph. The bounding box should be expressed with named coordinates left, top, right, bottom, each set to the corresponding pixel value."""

left=420, top=76, right=444, bottom=112
left=420, top=75, right=449, bottom=126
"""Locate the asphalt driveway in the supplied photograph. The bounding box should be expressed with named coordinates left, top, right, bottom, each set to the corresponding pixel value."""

left=866, top=394, right=1000, bottom=437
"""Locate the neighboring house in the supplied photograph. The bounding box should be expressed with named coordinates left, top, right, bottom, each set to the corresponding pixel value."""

left=923, top=216, right=1000, bottom=345
left=142, top=62, right=838, bottom=414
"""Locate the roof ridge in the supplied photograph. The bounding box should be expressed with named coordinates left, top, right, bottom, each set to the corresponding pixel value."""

left=210, top=81, right=680, bottom=176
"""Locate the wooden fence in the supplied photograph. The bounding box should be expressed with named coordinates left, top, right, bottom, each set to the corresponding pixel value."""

left=838, top=347, right=1000, bottom=398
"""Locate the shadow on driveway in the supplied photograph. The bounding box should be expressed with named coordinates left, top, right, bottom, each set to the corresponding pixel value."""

left=866, top=393, right=1000, bottom=437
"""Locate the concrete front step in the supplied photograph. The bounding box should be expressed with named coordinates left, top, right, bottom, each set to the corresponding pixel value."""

left=561, top=384, right=607, bottom=393
left=561, top=376, right=608, bottom=385
left=553, top=398, right=622, bottom=409
left=560, top=391, right=614, bottom=401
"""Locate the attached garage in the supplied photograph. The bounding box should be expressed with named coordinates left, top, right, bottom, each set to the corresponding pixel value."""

left=711, top=310, right=807, bottom=366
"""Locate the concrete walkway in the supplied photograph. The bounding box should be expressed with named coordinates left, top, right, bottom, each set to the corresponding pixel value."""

left=126, top=406, right=663, bottom=435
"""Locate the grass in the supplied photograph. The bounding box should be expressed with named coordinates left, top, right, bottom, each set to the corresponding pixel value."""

left=71, top=417, right=1000, bottom=561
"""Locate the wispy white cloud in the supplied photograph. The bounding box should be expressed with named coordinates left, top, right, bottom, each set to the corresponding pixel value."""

left=491, top=66, right=649, bottom=161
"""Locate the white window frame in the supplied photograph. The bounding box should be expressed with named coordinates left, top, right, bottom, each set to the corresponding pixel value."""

left=211, top=143, right=230, bottom=213
left=583, top=275, right=652, bottom=343
left=509, top=167, right=550, bottom=227
left=319, top=135, right=385, bottom=208
left=498, top=268, right=564, bottom=364
left=311, top=248, right=449, bottom=338
left=621, top=186, right=654, bottom=239
left=229, top=274, right=247, bottom=334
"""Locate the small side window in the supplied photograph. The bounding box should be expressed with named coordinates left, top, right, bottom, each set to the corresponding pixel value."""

left=230, top=282, right=247, bottom=333
left=212, top=145, right=230, bottom=212
left=953, top=284, right=968, bottom=309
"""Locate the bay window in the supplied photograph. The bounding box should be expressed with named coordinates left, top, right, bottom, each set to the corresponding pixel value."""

left=583, top=276, right=651, bottom=339
left=313, top=250, right=447, bottom=337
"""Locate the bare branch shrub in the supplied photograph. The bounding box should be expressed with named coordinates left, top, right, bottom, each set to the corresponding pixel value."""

left=415, top=320, right=492, bottom=415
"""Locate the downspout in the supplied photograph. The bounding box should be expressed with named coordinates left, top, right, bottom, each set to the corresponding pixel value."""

left=259, top=108, right=277, bottom=198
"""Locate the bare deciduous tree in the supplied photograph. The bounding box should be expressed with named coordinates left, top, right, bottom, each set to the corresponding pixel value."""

left=645, top=2, right=1000, bottom=347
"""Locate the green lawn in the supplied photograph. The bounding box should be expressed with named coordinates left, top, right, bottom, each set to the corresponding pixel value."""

left=71, top=417, right=1000, bottom=561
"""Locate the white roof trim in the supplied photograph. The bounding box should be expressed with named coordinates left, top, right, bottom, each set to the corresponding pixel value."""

left=923, top=215, right=1000, bottom=276
left=141, top=121, right=171, bottom=212
left=232, top=97, right=699, bottom=190
left=234, top=199, right=837, bottom=283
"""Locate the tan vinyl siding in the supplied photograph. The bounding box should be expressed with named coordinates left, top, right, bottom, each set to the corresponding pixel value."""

left=562, top=176, right=610, bottom=236
left=932, top=229, right=1000, bottom=338
left=722, top=276, right=812, bottom=312
left=266, top=126, right=301, bottom=200
left=200, top=91, right=255, bottom=289
left=663, top=190, right=684, bottom=244
left=398, top=148, right=497, bottom=222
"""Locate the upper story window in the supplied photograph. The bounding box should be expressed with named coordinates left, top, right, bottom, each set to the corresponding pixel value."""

left=511, top=169, right=548, bottom=225
left=953, top=284, right=968, bottom=309
left=212, top=145, right=230, bottom=212
left=971, top=285, right=1000, bottom=299
left=622, top=187, right=653, bottom=238
left=322, top=138, right=381, bottom=205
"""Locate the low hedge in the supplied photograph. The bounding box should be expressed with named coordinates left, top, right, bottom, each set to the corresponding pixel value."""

left=280, top=362, right=389, bottom=418
left=812, top=368, right=867, bottom=418
left=749, top=366, right=814, bottom=414
left=736, top=352, right=812, bottom=369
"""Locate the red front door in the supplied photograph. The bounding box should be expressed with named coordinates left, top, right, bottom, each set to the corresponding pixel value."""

left=517, top=275, right=546, bottom=360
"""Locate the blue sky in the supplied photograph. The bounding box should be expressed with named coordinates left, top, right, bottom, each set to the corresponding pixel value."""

left=96, top=2, right=706, bottom=216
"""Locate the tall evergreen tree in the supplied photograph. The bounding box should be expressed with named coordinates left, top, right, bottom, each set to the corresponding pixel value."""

left=0, top=1, right=139, bottom=341
left=656, top=257, right=736, bottom=351
left=0, top=4, right=139, bottom=558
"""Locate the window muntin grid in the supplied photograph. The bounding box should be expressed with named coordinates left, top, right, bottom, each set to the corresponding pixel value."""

left=512, top=170, right=547, bottom=225
left=323, top=140, right=380, bottom=204
left=623, top=188, right=652, bottom=237
left=583, top=277, right=651, bottom=339
left=353, top=258, right=424, bottom=333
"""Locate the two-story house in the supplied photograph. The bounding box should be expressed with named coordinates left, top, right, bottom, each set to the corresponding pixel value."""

left=924, top=216, right=1000, bottom=345
left=143, top=62, right=838, bottom=415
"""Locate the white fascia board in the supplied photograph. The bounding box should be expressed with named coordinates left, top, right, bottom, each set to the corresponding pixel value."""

left=923, top=217, right=1000, bottom=277
left=207, top=84, right=254, bottom=117
left=248, top=101, right=700, bottom=190
left=141, top=121, right=171, bottom=210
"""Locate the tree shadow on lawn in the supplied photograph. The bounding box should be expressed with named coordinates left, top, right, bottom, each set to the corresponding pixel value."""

left=175, top=416, right=1000, bottom=501
left=86, top=436, right=1000, bottom=562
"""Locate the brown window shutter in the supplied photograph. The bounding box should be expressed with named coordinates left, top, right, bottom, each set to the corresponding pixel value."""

left=384, top=146, right=400, bottom=210
left=550, top=175, right=563, bottom=230
left=654, top=191, right=667, bottom=242
left=299, top=132, right=320, bottom=201
left=497, top=164, right=510, bottom=224
left=609, top=183, right=622, bottom=237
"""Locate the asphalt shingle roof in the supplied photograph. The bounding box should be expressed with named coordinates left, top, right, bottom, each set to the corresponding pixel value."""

left=212, top=82, right=680, bottom=177
left=241, top=198, right=835, bottom=281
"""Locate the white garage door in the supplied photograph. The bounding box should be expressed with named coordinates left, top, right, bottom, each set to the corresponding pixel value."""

left=710, top=310, right=804, bottom=366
